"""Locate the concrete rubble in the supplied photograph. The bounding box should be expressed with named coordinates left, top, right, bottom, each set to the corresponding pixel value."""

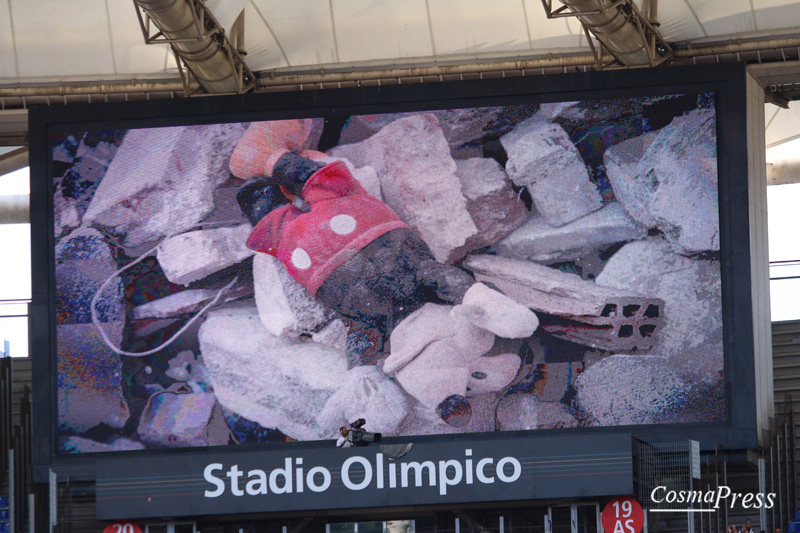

left=132, top=289, right=222, bottom=320
left=595, top=237, right=723, bottom=382
left=138, top=390, right=218, bottom=447
left=252, top=253, right=332, bottom=338
left=496, top=393, right=578, bottom=430
left=156, top=223, right=254, bottom=285
left=453, top=157, right=529, bottom=256
left=199, top=303, right=349, bottom=441
left=83, top=123, right=247, bottom=247
left=500, top=114, right=602, bottom=226
left=495, top=202, right=647, bottom=264
left=57, top=323, right=129, bottom=433
left=317, top=366, right=410, bottom=435
left=55, top=227, right=129, bottom=433
left=464, top=254, right=664, bottom=352
left=604, top=108, right=718, bottom=254
left=575, top=354, right=692, bottom=426
left=329, top=113, right=478, bottom=263
left=165, top=350, right=209, bottom=385
left=53, top=133, right=121, bottom=237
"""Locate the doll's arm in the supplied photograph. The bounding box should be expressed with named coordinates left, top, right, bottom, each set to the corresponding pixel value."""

left=271, top=152, right=324, bottom=185
left=236, top=177, right=290, bottom=226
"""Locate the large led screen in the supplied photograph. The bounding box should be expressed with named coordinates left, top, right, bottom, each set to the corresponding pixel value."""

left=48, top=90, right=724, bottom=454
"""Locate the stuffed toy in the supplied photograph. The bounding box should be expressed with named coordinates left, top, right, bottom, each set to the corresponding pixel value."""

left=231, top=118, right=539, bottom=425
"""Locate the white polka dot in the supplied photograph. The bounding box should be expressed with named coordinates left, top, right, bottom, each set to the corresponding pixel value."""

left=330, top=214, right=357, bottom=235
left=291, top=248, right=312, bottom=270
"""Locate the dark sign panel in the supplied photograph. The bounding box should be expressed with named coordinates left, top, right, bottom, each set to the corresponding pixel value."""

left=96, top=434, right=633, bottom=519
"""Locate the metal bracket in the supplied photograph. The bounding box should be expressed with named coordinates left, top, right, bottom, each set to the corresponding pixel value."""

left=135, top=0, right=255, bottom=95
left=541, top=0, right=601, bottom=18
left=541, top=0, right=673, bottom=69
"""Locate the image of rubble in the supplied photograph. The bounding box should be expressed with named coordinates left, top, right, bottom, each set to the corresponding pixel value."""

left=52, top=91, right=725, bottom=453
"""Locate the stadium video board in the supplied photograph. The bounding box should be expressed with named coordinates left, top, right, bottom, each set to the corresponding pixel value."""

left=29, top=62, right=762, bottom=517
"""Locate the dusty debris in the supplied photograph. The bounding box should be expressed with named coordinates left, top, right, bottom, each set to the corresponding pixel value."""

left=199, top=303, right=348, bottom=441
left=575, top=354, right=692, bottom=426
left=496, top=393, right=578, bottom=430
left=156, top=224, right=254, bottom=286
left=464, top=254, right=663, bottom=352
left=604, top=108, right=718, bottom=254
left=252, top=253, right=332, bottom=338
left=83, top=124, right=247, bottom=247
left=500, top=115, right=602, bottom=226
left=495, top=202, right=647, bottom=264
left=595, top=236, right=723, bottom=382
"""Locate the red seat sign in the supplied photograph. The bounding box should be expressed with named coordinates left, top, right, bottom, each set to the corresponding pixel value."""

left=601, top=496, right=645, bottom=533
left=103, top=521, right=143, bottom=533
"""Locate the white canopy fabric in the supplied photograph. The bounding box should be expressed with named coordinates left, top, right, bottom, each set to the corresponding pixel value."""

left=2, top=1, right=799, bottom=79
left=1, top=1, right=800, bottom=149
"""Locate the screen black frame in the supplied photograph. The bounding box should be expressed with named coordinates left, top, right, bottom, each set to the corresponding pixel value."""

left=29, top=62, right=758, bottom=483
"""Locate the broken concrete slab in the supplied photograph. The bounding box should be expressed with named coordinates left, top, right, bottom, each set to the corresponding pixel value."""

left=604, top=108, right=718, bottom=254
left=252, top=253, right=332, bottom=338
left=375, top=114, right=478, bottom=263
left=500, top=115, right=602, bottom=226
left=329, top=113, right=477, bottom=263
left=199, top=303, right=348, bottom=441
left=138, top=390, right=217, bottom=447
left=453, top=157, right=529, bottom=256
left=83, top=123, right=247, bottom=247
left=57, top=323, right=129, bottom=433
left=575, top=354, right=692, bottom=426
left=496, top=393, right=578, bottom=430
left=495, top=202, right=647, bottom=264
left=156, top=224, right=254, bottom=286
left=595, top=236, right=723, bottom=382
left=132, top=289, right=222, bottom=320
left=463, top=254, right=663, bottom=352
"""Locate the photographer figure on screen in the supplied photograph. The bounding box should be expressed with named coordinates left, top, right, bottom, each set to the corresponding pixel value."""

left=336, top=419, right=381, bottom=448
left=343, top=418, right=381, bottom=447
left=336, top=426, right=352, bottom=448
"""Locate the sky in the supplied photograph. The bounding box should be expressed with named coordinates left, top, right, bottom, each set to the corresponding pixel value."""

left=0, top=166, right=799, bottom=356
left=0, top=167, right=31, bottom=356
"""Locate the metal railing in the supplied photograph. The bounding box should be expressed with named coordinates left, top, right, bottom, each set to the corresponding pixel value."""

left=1, top=346, right=33, bottom=533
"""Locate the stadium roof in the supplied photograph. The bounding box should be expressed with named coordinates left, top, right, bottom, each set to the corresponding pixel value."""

left=1, top=0, right=799, bottom=178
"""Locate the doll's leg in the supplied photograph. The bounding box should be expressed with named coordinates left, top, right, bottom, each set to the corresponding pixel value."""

left=317, top=229, right=423, bottom=325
